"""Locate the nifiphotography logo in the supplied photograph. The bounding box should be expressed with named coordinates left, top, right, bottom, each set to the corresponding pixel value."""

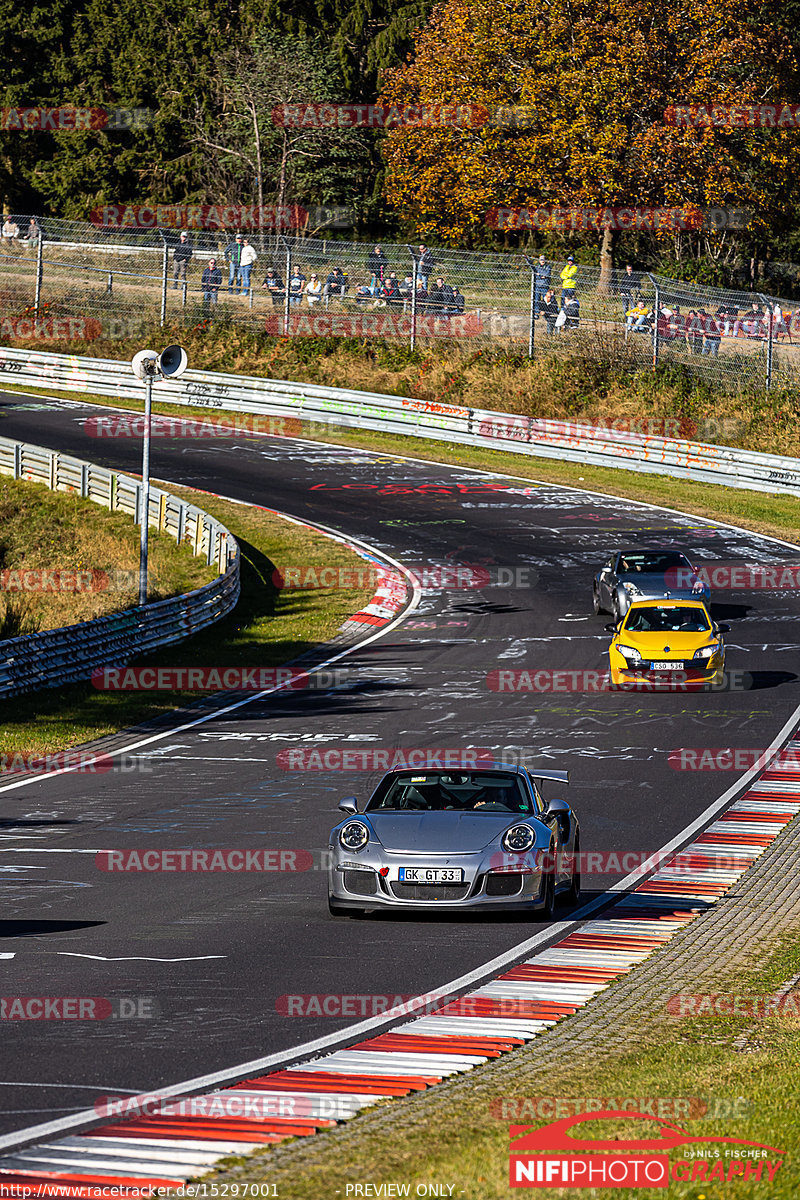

left=508, top=1112, right=786, bottom=1188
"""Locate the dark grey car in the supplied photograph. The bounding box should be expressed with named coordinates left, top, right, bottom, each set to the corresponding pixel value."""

left=593, top=549, right=710, bottom=622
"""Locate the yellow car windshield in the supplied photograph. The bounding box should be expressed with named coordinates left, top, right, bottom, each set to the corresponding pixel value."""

left=624, top=607, right=710, bottom=633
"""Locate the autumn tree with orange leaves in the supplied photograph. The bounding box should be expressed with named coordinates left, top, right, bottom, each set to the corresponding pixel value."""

left=381, top=0, right=800, bottom=281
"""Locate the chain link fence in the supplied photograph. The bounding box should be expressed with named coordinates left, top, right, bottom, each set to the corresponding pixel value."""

left=1, top=215, right=799, bottom=391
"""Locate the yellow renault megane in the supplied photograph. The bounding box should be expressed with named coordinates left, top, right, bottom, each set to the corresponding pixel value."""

left=605, top=599, right=729, bottom=689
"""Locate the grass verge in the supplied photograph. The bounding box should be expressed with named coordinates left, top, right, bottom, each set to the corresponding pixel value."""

left=0, top=486, right=374, bottom=765
left=202, top=930, right=800, bottom=1198
left=0, top=473, right=214, bottom=636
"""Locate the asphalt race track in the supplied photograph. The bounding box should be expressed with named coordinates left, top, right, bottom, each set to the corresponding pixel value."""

left=0, top=390, right=799, bottom=1138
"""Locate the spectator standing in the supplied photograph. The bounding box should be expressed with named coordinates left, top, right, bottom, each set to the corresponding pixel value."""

left=560, top=255, right=577, bottom=302
left=240, top=238, right=257, bottom=293
left=701, top=310, right=722, bottom=356
left=450, top=286, right=465, bottom=314
left=25, top=217, right=41, bottom=242
left=533, top=254, right=551, bottom=317
left=288, top=267, right=307, bottom=305
left=172, top=231, right=192, bottom=289
left=262, top=267, right=285, bottom=306
left=224, top=233, right=244, bottom=294
left=685, top=310, right=703, bottom=354
left=305, top=274, right=322, bottom=307
left=772, top=300, right=788, bottom=339
left=415, top=244, right=435, bottom=289
left=541, top=288, right=559, bottom=334
left=2, top=217, right=19, bottom=242
left=618, top=263, right=641, bottom=311
left=201, top=258, right=222, bottom=306
left=367, top=245, right=389, bottom=294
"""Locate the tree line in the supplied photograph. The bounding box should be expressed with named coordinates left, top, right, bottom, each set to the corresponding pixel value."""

left=2, top=0, right=800, bottom=286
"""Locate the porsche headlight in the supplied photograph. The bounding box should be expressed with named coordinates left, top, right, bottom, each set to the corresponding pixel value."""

left=621, top=582, right=642, bottom=596
left=339, top=821, right=369, bottom=850
left=617, top=644, right=643, bottom=664
left=693, top=642, right=720, bottom=661
left=502, top=824, right=536, bottom=853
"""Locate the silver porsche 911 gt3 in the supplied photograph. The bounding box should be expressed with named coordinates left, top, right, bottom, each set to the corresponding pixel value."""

left=327, top=765, right=580, bottom=917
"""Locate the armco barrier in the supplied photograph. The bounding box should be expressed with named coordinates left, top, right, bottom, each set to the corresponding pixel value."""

left=0, top=435, right=240, bottom=698
left=2, top=345, right=800, bottom=497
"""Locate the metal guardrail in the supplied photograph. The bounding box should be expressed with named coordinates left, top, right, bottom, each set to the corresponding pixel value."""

left=0, top=432, right=240, bottom=698
left=2, top=346, right=800, bottom=499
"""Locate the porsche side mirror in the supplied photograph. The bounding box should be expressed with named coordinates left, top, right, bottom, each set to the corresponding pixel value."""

left=338, top=797, right=358, bottom=815
left=545, top=798, right=570, bottom=815
left=604, top=622, right=618, bottom=632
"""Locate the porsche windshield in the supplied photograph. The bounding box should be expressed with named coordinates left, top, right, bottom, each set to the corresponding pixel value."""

left=623, top=606, right=711, bottom=633
left=366, top=772, right=535, bottom=814
left=618, top=551, right=691, bottom=574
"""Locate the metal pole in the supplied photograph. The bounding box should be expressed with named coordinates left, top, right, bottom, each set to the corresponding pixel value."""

left=283, top=240, right=291, bottom=335
left=760, top=293, right=773, bottom=390
left=160, top=243, right=168, bottom=327
left=648, top=273, right=660, bottom=371
left=138, top=373, right=153, bottom=606
left=34, top=235, right=43, bottom=312
left=410, top=259, right=418, bottom=351
left=523, top=254, right=536, bottom=359
left=181, top=279, right=187, bottom=306
left=407, top=246, right=417, bottom=351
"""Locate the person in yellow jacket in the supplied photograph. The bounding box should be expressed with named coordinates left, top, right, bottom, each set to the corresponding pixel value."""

left=560, top=255, right=578, bottom=301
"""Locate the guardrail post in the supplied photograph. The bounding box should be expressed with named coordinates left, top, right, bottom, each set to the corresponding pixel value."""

left=760, top=293, right=774, bottom=390
left=181, top=279, right=188, bottom=307
left=34, top=236, right=44, bottom=313
left=648, top=273, right=660, bottom=371
left=160, top=243, right=168, bottom=327
left=107, top=271, right=113, bottom=295
left=13, top=444, right=21, bottom=479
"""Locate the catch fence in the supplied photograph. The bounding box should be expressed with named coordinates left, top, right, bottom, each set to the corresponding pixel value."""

left=1, top=216, right=798, bottom=391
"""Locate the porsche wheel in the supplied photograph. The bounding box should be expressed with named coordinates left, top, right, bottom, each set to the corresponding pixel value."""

left=561, top=833, right=581, bottom=906
left=592, top=586, right=605, bottom=615
left=536, top=858, right=556, bottom=921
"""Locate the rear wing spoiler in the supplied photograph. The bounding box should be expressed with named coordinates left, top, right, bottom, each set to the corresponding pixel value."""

left=529, top=769, right=569, bottom=784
